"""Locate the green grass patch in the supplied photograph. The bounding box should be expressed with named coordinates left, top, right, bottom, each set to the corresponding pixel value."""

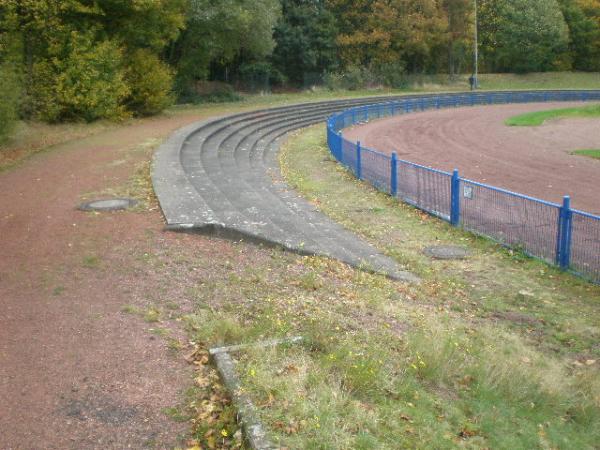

left=505, top=104, right=600, bottom=126
left=573, top=149, right=600, bottom=160
left=82, top=254, right=101, bottom=269
left=476, top=71, right=600, bottom=91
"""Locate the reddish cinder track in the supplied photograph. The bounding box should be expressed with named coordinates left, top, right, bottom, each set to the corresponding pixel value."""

left=344, top=102, right=600, bottom=214
left=0, top=115, right=213, bottom=449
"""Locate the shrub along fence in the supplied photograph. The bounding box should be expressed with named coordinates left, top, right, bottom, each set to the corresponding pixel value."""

left=327, top=90, right=600, bottom=283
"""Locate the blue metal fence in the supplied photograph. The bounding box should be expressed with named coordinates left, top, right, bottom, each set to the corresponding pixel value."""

left=327, top=90, right=600, bottom=283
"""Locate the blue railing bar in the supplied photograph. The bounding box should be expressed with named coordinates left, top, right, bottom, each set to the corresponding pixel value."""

left=459, top=177, right=563, bottom=208
left=571, top=209, right=600, bottom=220
left=557, top=196, right=574, bottom=269
left=451, top=169, right=461, bottom=226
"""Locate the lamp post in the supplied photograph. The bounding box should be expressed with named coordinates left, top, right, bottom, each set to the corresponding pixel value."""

left=473, top=0, right=479, bottom=89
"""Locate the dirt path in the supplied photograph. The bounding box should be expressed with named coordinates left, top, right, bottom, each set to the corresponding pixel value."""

left=0, top=113, right=222, bottom=449
left=344, top=102, right=600, bottom=214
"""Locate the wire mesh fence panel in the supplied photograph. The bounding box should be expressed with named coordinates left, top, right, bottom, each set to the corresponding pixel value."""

left=460, top=180, right=560, bottom=264
left=341, top=138, right=357, bottom=174
left=570, top=211, right=600, bottom=282
left=396, top=161, right=452, bottom=220
left=327, top=90, right=600, bottom=282
left=361, top=148, right=392, bottom=193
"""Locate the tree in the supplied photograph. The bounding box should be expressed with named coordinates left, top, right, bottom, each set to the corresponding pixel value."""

left=271, top=0, right=338, bottom=85
left=479, top=0, right=570, bottom=73
left=0, top=4, right=22, bottom=139
left=559, top=0, right=600, bottom=70
left=443, top=0, right=473, bottom=76
left=31, top=32, right=129, bottom=122
left=171, top=0, right=281, bottom=96
left=0, top=0, right=185, bottom=121
left=329, top=0, right=448, bottom=74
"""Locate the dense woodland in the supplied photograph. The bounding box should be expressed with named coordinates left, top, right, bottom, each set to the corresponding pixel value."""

left=0, top=0, right=599, bottom=135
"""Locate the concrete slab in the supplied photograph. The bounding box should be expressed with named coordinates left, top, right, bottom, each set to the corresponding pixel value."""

left=152, top=97, right=420, bottom=283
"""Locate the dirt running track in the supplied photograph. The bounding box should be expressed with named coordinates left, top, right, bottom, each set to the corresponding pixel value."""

left=344, top=102, right=600, bottom=214
left=0, top=113, right=236, bottom=449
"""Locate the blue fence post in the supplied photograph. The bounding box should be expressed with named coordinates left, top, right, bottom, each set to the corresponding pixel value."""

left=556, top=195, right=573, bottom=270
left=356, top=141, right=362, bottom=180
left=390, top=152, right=398, bottom=197
left=338, top=132, right=343, bottom=164
left=450, top=169, right=461, bottom=226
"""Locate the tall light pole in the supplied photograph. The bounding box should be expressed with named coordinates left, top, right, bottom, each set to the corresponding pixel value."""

left=473, top=0, right=479, bottom=89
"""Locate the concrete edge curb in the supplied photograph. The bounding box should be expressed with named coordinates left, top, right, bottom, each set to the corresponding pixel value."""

left=209, top=337, right=304, bottom=450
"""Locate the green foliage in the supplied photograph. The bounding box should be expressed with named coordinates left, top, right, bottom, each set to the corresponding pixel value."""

left=272, top=0, right=338, bottom=85
left=479, top=0, right=570, bottom=73
left=31, top=32, right=129, bottom=122
left=324, top=66, right=376, bottom=90
left=238, top=62, right=285, bottom=91
left=172, top=0, right=281, bottom=98
left=329, top=0, right=457, bottom=74
left=1, top=0, right=184, bottom=122
left=0, top=7, right=21, bottom=141
left=124, top=50, right=174, bottom=116
left=177, top=81, right=243, bottom=104
left=2, top=0, right=600, bottom=125
left=560, top=0, right=600, bottom=70
left=0, top=64, right=21, bottom=141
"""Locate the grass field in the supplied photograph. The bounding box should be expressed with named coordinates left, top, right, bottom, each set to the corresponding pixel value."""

left=506, top=104, right=600, bottom=126
left=477, top=72, right=600, bottom=90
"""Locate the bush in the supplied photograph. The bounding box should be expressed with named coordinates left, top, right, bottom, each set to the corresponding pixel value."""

left=177, top=81, right=243, bottom=104
left=374, top=62, right=408, bottom=89
left=31, top=33, right=129, bottom=122
left=0, top=64, right=21, bottom=142
left=323, top=66, right=377, bottom=90
left=124, top=49, right=174, bottom=116
left=238, top=62, right=286, bottom=92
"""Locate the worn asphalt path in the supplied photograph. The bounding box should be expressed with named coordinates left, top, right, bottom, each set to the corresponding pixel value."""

left=153, top=97, right=420, bottom=283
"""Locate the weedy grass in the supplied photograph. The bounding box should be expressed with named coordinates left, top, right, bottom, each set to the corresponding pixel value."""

left=82, top=254, right=101, bottom=269
left=184, top=124, right=600, bottom=449
left=81, top=138, right=160, bottom=212
left=505, top=103, right=600, bottom=126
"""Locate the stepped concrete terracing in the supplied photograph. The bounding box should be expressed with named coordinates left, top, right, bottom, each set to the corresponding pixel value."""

left=153, top=97, right=419, bottom=282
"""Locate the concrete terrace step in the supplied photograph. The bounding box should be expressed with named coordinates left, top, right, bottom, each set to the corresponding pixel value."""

left=153, top=97, right=420, bottom=282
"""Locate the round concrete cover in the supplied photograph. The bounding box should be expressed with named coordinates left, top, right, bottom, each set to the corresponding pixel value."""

left=78, top=198, right=137, bottom=212
left=423, top=245, right=471, bottom=260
